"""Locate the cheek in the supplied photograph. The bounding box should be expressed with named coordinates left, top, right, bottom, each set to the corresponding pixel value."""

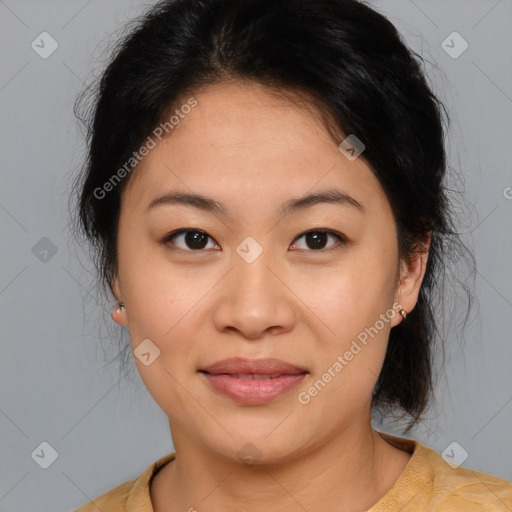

left=117, top=243, right=213, bottom=366
left=313, top=252, right=397, bottom=335
left=121, top=267, right=203, bottom=412
left=118, top=236, right=206, bottom=338
left=301, top=247, right=396, bottom=394
left=299, top=295, right=391, bottom=422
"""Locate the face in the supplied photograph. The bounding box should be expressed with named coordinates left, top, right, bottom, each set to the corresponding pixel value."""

left=112, top=81, right=423, bottom=463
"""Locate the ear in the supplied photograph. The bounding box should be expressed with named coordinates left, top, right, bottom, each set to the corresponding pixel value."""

left=111, top=274, right=128, bottom=326
left=392, top=232, right=431, bottom=326
left=112, top=273, right=122, bottom=303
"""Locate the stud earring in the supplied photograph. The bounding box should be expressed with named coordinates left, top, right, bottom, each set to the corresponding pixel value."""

left=399, top=309, right=407, bottom=320
left=111, top=302, right=125, bottom=322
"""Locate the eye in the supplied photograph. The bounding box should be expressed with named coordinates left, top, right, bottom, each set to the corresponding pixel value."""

left=290, top=229, right=346, bottom=251
left=162, top=228, right=346, bottom=253
left=162, top=229, right=219, bottom=251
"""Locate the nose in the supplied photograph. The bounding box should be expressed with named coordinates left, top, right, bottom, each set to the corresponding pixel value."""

left=211, top=249, right=296, bottom=340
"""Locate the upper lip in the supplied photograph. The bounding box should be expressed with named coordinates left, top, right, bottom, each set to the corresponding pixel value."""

left=199, top=357, right=309, bottom=375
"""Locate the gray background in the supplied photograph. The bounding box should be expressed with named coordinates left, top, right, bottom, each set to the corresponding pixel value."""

left=1, top=1, right=511, bottom=511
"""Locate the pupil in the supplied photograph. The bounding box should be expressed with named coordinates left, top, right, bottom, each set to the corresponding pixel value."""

left=307, top=232, right=327, bottom=250
left=185, top=231, right=208, bottom=250
left=182, top=231, right=328, bottom=250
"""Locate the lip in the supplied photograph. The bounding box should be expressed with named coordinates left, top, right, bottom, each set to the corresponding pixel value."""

left=199, top=357, right=309, bottom=405
left=199, top=357, right=308, bottom=375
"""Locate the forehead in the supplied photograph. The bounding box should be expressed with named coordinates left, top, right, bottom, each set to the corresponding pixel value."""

left=121, top=81, right=388, bottom=215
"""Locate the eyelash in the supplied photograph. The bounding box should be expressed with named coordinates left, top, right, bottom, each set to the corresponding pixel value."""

left=161, top=228, right=347, bottom=253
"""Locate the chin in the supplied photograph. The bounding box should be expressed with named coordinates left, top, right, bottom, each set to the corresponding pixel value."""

left=204, top=429, right=312, bottom=467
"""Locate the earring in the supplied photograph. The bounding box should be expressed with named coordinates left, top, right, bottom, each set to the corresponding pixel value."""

left=399, top=309, right=407, bottom=320
left=111, top=302, right=125, bottom=321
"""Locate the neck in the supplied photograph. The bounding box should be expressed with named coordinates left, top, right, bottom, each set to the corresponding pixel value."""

left=151, top=413, right=411, bottom=512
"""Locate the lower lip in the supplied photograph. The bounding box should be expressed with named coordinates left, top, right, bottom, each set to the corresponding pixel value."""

left=201, top=372, right=307, bottom=405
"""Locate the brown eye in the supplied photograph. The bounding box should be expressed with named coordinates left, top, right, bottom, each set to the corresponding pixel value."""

left=163, top=229, right=218, bottom=251
left=162, top=228, right=346, bottom=253
left=291, top=230, right=346, bottom=251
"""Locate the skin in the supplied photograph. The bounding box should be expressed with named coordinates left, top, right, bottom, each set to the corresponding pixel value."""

left=111, top=80, right=429, bottom=512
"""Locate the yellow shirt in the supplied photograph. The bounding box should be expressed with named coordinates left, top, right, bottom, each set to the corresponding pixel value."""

left=74, top=432, right=512, bottom=511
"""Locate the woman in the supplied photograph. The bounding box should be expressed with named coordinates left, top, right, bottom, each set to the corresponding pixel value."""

left=71, top=0, right=512, bottom=510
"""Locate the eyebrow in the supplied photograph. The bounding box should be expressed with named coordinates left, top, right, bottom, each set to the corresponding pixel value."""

left=146, top=188, right=365, bottom=217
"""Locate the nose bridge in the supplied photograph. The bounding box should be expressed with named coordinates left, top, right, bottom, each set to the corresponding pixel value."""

left=231, top=235, right=278, bottom=303
left=211, top=237, right=295, bottom=338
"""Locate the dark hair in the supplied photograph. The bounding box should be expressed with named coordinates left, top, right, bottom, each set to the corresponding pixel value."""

left=70, top=0, right=474, bottom=431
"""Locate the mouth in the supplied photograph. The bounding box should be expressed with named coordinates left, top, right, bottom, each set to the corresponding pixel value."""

left=198, top=357, right=309, bottom=405
left=199, top=372, right=301, bottom=379
left=199, top=356, right=308, bottom=376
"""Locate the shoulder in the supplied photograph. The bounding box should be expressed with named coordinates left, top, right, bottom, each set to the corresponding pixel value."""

left=427, top=451, right=512, bottom=511
left=73, top=452, right=176, bottom=512
left=374, top=432, right=512, bottom=511
left=73, top=478, right=135, bottom=511
left=418, top=443, right=512, bottom=512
